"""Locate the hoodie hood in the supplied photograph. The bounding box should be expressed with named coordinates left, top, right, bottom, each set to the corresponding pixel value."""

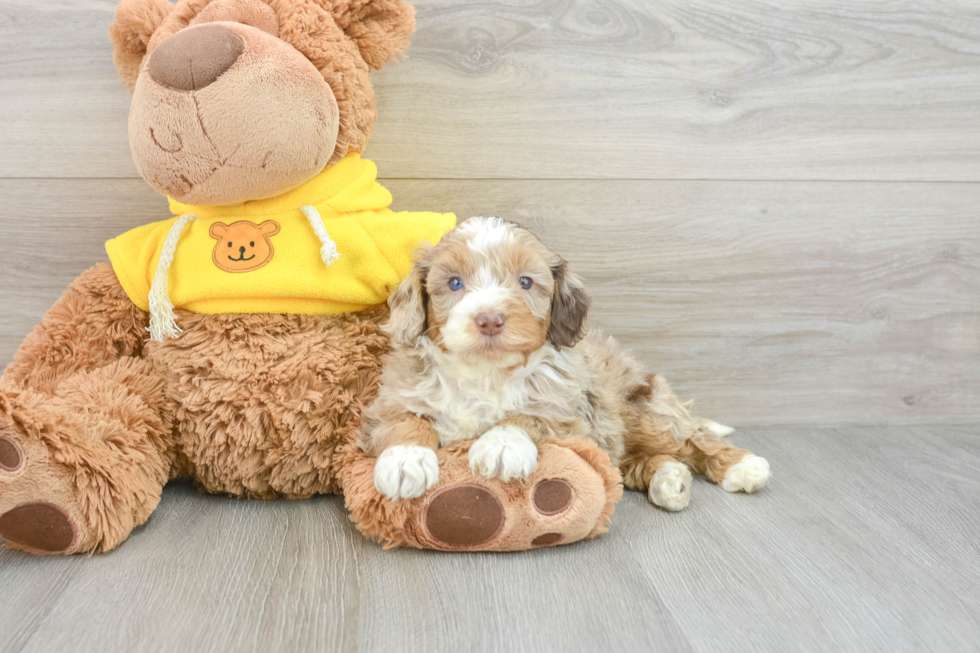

left=106, top=155, right=455, bottom=336
left=168, top=153, right=393, bottom=219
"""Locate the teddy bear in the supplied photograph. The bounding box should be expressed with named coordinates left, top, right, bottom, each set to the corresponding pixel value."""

left=0, top=0, right=622, bottom=555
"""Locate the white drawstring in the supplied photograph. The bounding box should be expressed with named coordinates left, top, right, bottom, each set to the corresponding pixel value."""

left=300, top=205, right=341, bottom=267
left=148, top=213, right=197, bottom=342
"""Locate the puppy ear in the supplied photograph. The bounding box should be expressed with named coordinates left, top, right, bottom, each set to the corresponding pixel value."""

left=328, top=0, right=416, bottom=70
left=384, top=254, right=430, bottom=347
left=109, top=0, right=174, bottom=91
left=547, top=260, right=591, bottom=349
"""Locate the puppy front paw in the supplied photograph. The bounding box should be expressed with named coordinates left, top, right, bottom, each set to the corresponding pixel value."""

left=374, top=445, right=440, bottom=501
left=468, top=426, right=538, bottom=482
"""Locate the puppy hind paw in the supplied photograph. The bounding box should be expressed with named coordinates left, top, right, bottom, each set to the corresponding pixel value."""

left=468, top=426, right=538, bottom=482
left=705, top=420, right=735, bottom=437
left=374, top=445, right=440, bottom=501
left=722, top=454, right=771, bottom=493
left=648, top=461, right=692, bottom=511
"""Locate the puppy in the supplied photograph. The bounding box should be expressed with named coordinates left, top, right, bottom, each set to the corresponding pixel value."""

left=360, top=217, right=770, bottom=510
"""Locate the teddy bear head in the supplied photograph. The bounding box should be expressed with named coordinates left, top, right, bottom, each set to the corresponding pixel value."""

left=110, top=0, right=415, bottom=206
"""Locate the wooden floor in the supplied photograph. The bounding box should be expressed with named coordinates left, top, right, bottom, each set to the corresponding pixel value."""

left=1, top=426, right=977, bottom=653
left=1, top=0, right=979, bottom=652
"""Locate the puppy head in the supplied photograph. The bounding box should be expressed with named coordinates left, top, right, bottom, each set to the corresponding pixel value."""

left=385, top=218, right=591, bottom=365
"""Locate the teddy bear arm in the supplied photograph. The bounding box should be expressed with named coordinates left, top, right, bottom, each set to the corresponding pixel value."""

left=3, top=263, right=150, bottom=395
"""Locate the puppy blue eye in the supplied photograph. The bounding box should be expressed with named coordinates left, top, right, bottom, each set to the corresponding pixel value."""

left=449, top=277, right=464, bottom=291
left=519, top=276, right=533, bottom=290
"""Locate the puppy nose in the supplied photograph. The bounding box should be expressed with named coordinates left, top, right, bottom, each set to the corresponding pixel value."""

left=148, top=24, right=245, bottom=91
left=475, top=312, right=507, bottom=336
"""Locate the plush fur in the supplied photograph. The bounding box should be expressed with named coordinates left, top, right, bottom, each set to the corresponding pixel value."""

left=362, top=218, right=771, bottom=510
left=110, top=0, right=176, bottom=90
left=0, top=0, right=621, bottom=555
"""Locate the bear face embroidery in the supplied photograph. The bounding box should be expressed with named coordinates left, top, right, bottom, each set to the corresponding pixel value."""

left=209, top=220, right=280, bottom=273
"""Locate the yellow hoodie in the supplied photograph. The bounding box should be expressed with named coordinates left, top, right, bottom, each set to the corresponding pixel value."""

left=106, top=154, right=455, bottom=325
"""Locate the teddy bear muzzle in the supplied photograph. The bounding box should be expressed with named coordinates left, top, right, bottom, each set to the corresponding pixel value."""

left=129, top=20, right=340, bottom=206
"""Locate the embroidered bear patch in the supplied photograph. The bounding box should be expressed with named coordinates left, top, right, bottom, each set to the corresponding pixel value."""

left=209, top=220, right=280, bottom=273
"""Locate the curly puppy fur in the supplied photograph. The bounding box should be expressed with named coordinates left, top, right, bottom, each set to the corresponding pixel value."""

left=361, top=218, right=771, bottom=509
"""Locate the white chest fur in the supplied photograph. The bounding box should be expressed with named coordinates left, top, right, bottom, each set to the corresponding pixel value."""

left=398, top=344, right=586, bottom=445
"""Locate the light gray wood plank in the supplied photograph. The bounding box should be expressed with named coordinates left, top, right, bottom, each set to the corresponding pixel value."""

left=1, top=178, right=977, bottom=427
left=1, top=427, right=978, bottom=653
left=3, top=1, right=980, bottom=181
left=613, top=425, right=980, bottom=653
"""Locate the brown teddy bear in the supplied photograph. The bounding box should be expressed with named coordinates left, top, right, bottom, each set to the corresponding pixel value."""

left=0, top=0, right=621, bottom=555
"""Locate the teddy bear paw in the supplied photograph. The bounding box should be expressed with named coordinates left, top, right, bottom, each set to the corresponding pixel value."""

left=0, top=433, right=85, bottom=555
left=405, top=441, right=614, bottom=551
left=420, top=477, right=580, bottom=550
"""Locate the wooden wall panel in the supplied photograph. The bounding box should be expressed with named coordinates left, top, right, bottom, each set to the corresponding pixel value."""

left=0, top=0, right=977, bottom=426
left=1, top=178, right=976, bottom=427
left=1, top=1, right=980, bottom=180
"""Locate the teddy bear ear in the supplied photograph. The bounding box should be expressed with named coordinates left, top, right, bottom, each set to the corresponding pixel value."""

left=259, top=220, right=281, bottom=237
left=109, top=0, right=174, bottom=91
left=209, top=222, right=228, bottom=239
left=328, top=0, right=416, bottom=70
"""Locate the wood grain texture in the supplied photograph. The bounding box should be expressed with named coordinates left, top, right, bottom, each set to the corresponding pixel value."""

left=2, top=178, right=977, bottom=427
left=1, top=1, right=978, bottom=651
left=2, top=0, right=980, bottom=180
left=1, top=427, right=977, bottom=653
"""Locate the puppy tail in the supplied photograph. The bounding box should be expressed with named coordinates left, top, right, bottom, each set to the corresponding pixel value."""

left=703, top=420, right=735, bottom=438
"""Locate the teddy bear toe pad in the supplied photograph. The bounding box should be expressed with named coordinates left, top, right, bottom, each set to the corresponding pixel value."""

left=532, top=478, right=574, bottom=515
left=0, top=436, right=23, bottom=472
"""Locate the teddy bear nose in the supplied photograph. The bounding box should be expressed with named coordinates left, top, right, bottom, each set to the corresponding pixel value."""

left=148, top=24, right=245, bottom=91
left=475, top=312, right=507, bottom=337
